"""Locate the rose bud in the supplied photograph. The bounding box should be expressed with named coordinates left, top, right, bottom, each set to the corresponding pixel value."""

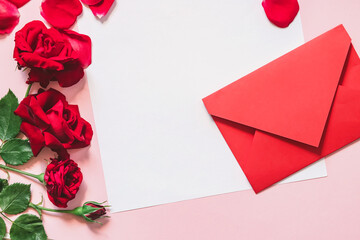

left=78, top=201, right=110, bottom=222
left=44, top=157, right=83, bottom=208
left=14, top=88, right=93, bottom=158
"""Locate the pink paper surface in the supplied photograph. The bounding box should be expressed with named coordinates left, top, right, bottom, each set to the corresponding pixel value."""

left=1, top=0, right=360, bottom=239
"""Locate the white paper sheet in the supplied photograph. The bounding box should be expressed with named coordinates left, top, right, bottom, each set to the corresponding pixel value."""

left=78, top=0, right=327, bottom=212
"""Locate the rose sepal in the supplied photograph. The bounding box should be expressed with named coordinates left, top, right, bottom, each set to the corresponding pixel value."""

left=80, top=201, right=110, bottom=223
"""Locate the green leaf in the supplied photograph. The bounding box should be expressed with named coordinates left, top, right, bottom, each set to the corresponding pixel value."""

left=0, top=178, right=8, bottom=193
left=0, top=217, right=6, bottom=239
left=10, top=214, right=47, bottom=240
left=0, top=90, right=21, bottom=141
left=0, top=183, right=30, bottom=214
left=0, top=139, right=33, bottom=166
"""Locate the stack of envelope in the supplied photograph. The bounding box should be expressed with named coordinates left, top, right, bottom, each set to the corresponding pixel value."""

left=203, top=25, right=360, bottom=193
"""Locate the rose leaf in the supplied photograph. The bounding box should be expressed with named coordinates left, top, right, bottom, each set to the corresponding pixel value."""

left=0, top=183, right=30, bottom=214
left=0, top=178, right=8, bottom=193
left=0, top=139, right=33, bottom=166
left=10, top=214, right=47, bottom=240
left=0, top=217, right=6, bottom=240
left=0, top=90, right=21, bottom=141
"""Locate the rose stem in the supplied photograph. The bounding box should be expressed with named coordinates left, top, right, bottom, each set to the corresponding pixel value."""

left=25, top=83, right=33, bottom=98
left=0, top=164, right=44, bottom=183
left=29, top=203, right=80, bottom=215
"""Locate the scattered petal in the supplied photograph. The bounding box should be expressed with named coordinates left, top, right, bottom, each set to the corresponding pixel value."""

left=7, top=0, right=30, bottom=8
left=40, top=0, right=83, bottom=29
left=89, top=0, right=114, bottom=19
left=0, top=0, right=20, bottom=34
left=262, top=0, right=299, bottom=28
left=80, top=0, right=101, bottom=6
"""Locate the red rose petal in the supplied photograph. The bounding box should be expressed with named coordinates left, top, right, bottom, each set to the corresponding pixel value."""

left=262, top=0, right=299, bottom=28
left=80, top=0, right=102, bottom=6
left=35, top=88, right=68, bottom=111
left=7, top=0, right=30, bottom=8
left=27, top=68, right=55, bottom=88
left=44, top=132, right=70, bottom=159
left=29, top=96, right=51, bottom=128
left=46, top=101, right=75, bottom=143
left=89, top=0, right=114, bottom=19
left=40, top=0, right=83, bottom=29
left=59, top=29, right=92, bottom=68
left=74, top=118, right=93, bottom=146
left=20, top=122, right=45, bottom=156
left=19, top=52, right=65, bottom=70
left=54, top=60, right=84, bottom=87
left=0, top=0, right=20, bottom=34
left=14, top=21, right=48, bottom=66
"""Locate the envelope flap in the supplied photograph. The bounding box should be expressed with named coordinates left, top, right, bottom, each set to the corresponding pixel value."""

left=203, top=25, right=351, bottom=147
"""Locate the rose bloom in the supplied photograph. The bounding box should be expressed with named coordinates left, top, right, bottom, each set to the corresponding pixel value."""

left=14, top=88, right=93, bottom=158
left=44, top=157, right=83, bottom=208
left=13, top=20, right=91, bottom=87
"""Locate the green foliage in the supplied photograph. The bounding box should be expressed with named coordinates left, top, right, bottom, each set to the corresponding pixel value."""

left=0, top=90, right=21, bottom=141
left=0, top=217, right=6, bottom=239
left=10, top=214, right=47, bottom=240
left=0, top=139, right=33, bottom=166
left=0, top=178, right=8, bottom=193
left=0, top=88, right=50, bottom=239
left=0, top=183, right=31, bottom=215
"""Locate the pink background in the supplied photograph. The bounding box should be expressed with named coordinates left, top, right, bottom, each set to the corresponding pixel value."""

left=1, top=0, right=360, bottom=239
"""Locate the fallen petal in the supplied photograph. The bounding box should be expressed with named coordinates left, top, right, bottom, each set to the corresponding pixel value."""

left=89, top=0, right=114, bottom=19
left=7, top=0, right=30, bottom=8
left=262, top=0, right=299, bottom=28
left=40, top=0, right=83, bottom=29
left=80, top=0, right=102, bottom=6
left=0, top=0, right=19, bottom=34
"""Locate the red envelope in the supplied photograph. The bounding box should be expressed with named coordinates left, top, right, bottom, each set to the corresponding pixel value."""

left=203, top=25, right=360, bottom=193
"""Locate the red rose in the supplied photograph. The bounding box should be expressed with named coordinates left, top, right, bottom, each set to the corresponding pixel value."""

left=14, top=88, right=93, bottom=158
left=44, top=158, right=83, bottom=207
left=13, top=20, right=91, bottom=87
